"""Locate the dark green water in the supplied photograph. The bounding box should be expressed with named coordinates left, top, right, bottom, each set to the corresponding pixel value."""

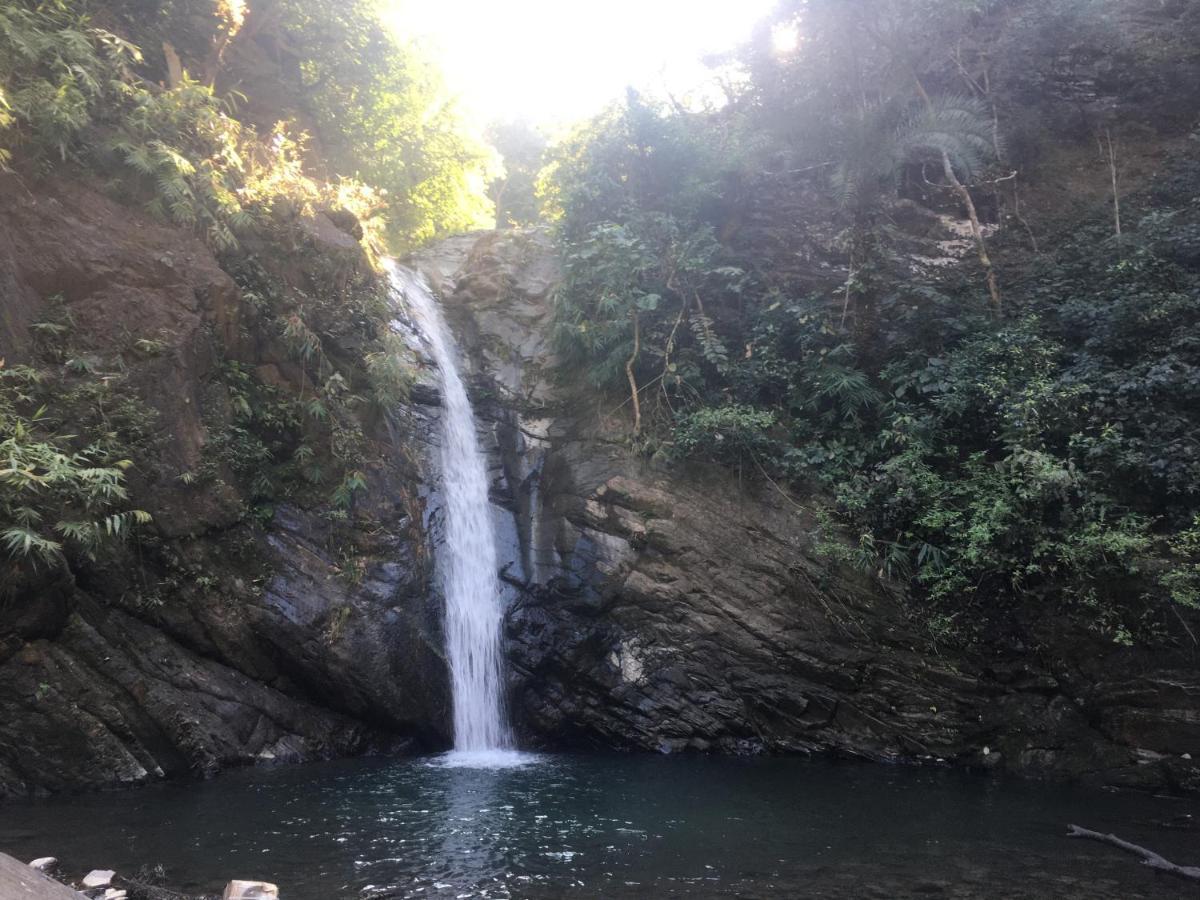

left=1, top=754, right=1196, bottom=898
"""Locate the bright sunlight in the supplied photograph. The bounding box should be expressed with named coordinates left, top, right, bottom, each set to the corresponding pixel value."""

left=383, top=0, right=779, bottom=124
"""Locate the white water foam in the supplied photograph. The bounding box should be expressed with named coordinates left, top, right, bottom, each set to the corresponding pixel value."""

left=427, top=749, right=541, bottom=770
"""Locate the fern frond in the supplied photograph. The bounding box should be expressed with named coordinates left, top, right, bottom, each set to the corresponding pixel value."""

left=893, top=94, right=998, bottom=182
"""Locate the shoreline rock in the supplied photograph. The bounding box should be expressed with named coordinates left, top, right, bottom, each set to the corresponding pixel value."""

left=0, top=852, right=280, bottom=900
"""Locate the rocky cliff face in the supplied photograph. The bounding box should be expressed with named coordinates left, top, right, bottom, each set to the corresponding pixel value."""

left=0, top=175, right=450, bottom=796
left=414, top=229, right=1200, bottom=793
left=2, top=183, right=1198, bottom=799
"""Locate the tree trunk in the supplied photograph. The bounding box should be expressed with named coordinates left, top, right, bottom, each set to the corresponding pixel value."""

left=626, top=310, right=642, bottom=435
left=202, top=32, right=235, bottom=87
left=1105, top=128, right=1122, bottom=247
left=913, top=73, right=1003, bottom=315
left=940, top=148, right=1002, bottom=315
left=162, top=41, right=183, bottom=88
left=203, top=0, right=281, bottom=87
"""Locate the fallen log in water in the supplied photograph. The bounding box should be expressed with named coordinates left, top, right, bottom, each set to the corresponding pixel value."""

left=1067, top=823, right=1200, bottom=882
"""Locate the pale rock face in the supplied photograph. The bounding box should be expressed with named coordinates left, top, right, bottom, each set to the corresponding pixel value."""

left=0, top=852, right=81, bottom=900
left=223, top=881, right=280, bottom=900
left=608, top=641, right=647, bottom=685
left=27, top=859, right=57, bottom=873
left=81, top=870, right=114, bottom=889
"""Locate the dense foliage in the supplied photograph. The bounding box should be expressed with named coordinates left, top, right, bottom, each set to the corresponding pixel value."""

left=548, top=0, right=1200, bottom=644
left=0, top=0, right=490, bottom=248
left=0, top=0, right=477, bottom=580
left=487, top=119, right=548, bottom=228
left=0, top=361, right=151, bottom=586
left=269, top=0, right=493, bottom=245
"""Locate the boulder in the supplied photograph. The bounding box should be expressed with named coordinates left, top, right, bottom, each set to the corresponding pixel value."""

left=223, top=881, right=279, bottom=899
left=81, top=871, right=114, bottom=889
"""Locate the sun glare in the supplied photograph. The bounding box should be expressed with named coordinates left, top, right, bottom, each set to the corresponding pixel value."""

left=771, top=21, right=802, bottom=56
left=383, top=0, right=779, bottom=125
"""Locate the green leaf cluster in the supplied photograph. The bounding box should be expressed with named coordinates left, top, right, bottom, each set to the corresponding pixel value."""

left=0, top=363, right=150, bottom=577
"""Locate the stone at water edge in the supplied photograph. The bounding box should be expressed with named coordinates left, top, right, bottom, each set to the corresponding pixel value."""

left=81, top=870, right=115, bottom=889
left=102, top=891, right=127, bottom=900
left=28, top=858, right=58, bottom=873
left=223, top=881, right=280, bottom=899
left=0, top=851, right=86, bottom=900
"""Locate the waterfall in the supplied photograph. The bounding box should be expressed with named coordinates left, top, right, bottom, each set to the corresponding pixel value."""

left=387, top=264, right=516, bottom=759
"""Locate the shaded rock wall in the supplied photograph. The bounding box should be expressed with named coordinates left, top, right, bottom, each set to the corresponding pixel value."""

left=0, top=175, right=450, bottom=797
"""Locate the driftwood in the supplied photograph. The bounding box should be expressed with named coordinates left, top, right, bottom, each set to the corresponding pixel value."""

left=1067, top=823, right=1200, bottom=882
left=122, top=876, right=197, bottom=900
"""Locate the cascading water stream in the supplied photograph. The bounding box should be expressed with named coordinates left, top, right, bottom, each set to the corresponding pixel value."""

left=387, top=263, right=521, bottom=764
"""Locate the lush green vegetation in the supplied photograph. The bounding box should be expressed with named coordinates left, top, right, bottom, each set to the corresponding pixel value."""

left=0, top=0, right=491, bottom=248
left=547, top=0, right=1200, bottom=643
left=267, top=0, right=493, bottom=246
left=487, top=119, right=547, bottom=228
left=210, top=248, right=418, bottom=523
left=0, top=361, right=151, bottom=584
left=1, top=0, right=484, bottom=580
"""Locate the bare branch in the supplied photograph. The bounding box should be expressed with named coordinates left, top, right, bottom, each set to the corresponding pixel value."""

left=1067, top=824, right=1200, bottom=883
left=626, top=310, right=642, bottom=435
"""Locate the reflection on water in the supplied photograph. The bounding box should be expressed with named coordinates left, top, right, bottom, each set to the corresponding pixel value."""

left=0, top=754, right=1196, bottom=899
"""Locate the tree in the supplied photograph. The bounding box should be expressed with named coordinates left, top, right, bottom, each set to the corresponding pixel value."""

left=260, top=0, right=493, bottom=247
left=104, top=0, right=493, bottom=248
left=486, top=118, right=546, bottom=228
